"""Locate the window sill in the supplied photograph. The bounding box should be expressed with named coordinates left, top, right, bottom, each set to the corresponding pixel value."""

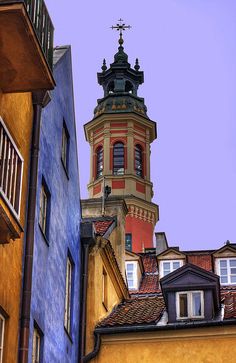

left=38, top=223, right=49, bottom=246
left=64, top=326, right=73, bottom=344
left=61, top=158, right=69, bottom=180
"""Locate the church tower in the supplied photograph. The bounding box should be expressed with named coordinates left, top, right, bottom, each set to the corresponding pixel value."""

left=84, top=21, right=159, bottom=252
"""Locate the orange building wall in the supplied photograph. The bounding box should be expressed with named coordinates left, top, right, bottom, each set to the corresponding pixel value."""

left=125, top=215, right=154, bottom=252
left=0, top=92, right=33, bottom=363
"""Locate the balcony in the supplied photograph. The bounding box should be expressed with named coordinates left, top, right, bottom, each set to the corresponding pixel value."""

left=0, top=116, right=23, bottom=243
left=0, top=0, right=55, bottom=93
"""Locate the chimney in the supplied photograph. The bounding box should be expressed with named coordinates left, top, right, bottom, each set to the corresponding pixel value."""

left=155, top=232, right=168, bottom=255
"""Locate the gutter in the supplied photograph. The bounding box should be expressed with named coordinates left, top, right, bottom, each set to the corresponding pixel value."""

left=95, top=318, right=236, bottom=335
left=18, top=90, right=50, bottom=363
left=79, top=222, right=96, bottom=363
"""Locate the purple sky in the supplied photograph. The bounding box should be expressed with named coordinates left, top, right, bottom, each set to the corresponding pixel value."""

left=46, top=0, right=236, bottom=250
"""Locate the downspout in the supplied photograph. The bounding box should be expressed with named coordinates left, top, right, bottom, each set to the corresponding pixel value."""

left=18, top=90, right=50, bottom=363
left=79, top=222, right=96, bottom=363
left=82, top=331, right=101, bottom=363
left=80, top=243, right=89, bottom=359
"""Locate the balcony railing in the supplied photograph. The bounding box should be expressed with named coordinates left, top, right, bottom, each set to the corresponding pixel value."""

left=24, top=0, right=54, bottom=69
left=0, top=117, right=23, bottom=218
left=0, top=0, right=54, bottom=70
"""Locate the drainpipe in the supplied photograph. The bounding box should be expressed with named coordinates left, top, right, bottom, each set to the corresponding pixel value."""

left=82, top=331, right=101, bottom=363
left=18, top=90, right=50, bottom=363
left=79, top=222, right=96, bottom=363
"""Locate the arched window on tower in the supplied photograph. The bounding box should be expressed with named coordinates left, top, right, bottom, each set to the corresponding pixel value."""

left=135, top=144, right=143, bottom=177
left=96, top=146, right=103, bottom=178
left=125, top=81, right=134, bottom=94
left=113, top=142, right=124, bottom=175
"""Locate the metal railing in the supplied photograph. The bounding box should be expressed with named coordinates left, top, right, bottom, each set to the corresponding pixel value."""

left=24, top=0, right=54, bottom=69
left=0, top=0, right=54, bottom=69
left=0, top=117, right=24, bottom=218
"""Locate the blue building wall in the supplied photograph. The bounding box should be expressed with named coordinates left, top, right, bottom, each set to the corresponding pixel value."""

left=28, top=46, right=81, bottom=363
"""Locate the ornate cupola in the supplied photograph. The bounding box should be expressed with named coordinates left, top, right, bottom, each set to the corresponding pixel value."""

left=84, top=20, right=159, bottom=252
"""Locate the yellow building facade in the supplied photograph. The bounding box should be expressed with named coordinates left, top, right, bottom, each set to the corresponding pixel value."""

left=0, top=1, right=55, bottom=362
left=0, top=92, right=33, bottom=363
left=95, top=327, right=236, bottom=363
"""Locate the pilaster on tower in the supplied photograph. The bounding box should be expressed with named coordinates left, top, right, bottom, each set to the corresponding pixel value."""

left=84, top=22, right=159, bottom=252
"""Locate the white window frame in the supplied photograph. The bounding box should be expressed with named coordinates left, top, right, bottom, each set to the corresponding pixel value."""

left=159, top=260, right=183, bottom=278
left=125, top=261, right=138, bottom=289
left=0, top=314, right=5, bottom=363
left=32, top=327, right=41, bottom=363
left=39, top=184, right=48, bottom=235
left=0, top=116, right=24, bottom=218
left=64, top=257, right=72, bottom=334
left=176, top=290, right=204, bottom=320
left=216, top=258, right=236, bottom=285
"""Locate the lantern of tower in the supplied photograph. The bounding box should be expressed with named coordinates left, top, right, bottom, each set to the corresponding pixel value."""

left=84, top=23, right=159, bottom=252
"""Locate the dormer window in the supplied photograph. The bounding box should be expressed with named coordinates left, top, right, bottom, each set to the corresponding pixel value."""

left=217, top=258, right=236, bottom=285
left=176, top=291, right=204, bottom=320
left=160, top=260, right=183, bottom=278
left=125, top=261, right=138, bottom=289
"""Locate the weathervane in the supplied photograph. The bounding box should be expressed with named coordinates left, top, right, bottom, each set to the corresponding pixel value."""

left=111, top=19, right=131, bottom=45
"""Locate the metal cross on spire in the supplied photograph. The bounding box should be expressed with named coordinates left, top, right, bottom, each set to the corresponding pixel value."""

left=111, top=19, right=131, bottom=45
left=111, top=19, right=131, bottom=35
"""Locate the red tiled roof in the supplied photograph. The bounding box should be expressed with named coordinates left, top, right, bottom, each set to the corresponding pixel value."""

left=187, top=254, right=213, bottom=272
left=97, top=297, right=165, bottom=327
left=141, top=254, right=158, bottom=273
left=138, top=274, right=160, bottom=294
left=94, top=220, right=114, bottom=236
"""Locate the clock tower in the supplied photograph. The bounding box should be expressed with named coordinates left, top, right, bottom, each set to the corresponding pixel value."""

left=84, top=22, right=159, bottom=252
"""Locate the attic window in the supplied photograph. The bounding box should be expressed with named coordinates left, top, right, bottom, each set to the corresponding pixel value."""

left=217, top=258, right=236, bottom=285
left=176, top=291, right=204, bottom=320
left=160, top=260, right=183, bottom=278
left=125, top=261, right=138, bottom=290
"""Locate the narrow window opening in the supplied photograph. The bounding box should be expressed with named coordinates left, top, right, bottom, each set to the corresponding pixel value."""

left=96, top=146, right=103, bottom=178
left=113, top=142, right=124, bottom=175
left=135, top=144, right=143, bottom=177
left=61, top=121, right=70, bottom=173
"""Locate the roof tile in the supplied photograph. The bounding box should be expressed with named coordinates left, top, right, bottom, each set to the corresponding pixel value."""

left=94, top=220, right=114, bottom=236
left=97, top=297, right=165, bottom=327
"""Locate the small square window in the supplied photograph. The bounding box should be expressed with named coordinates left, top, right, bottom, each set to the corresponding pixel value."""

left=32, top=327, right=42, bottom=363
left=61, top=122, right=70, bottom=173
left=39, top=179, right=50, bottom=240
left=176, top=291, right=204, bottom=320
